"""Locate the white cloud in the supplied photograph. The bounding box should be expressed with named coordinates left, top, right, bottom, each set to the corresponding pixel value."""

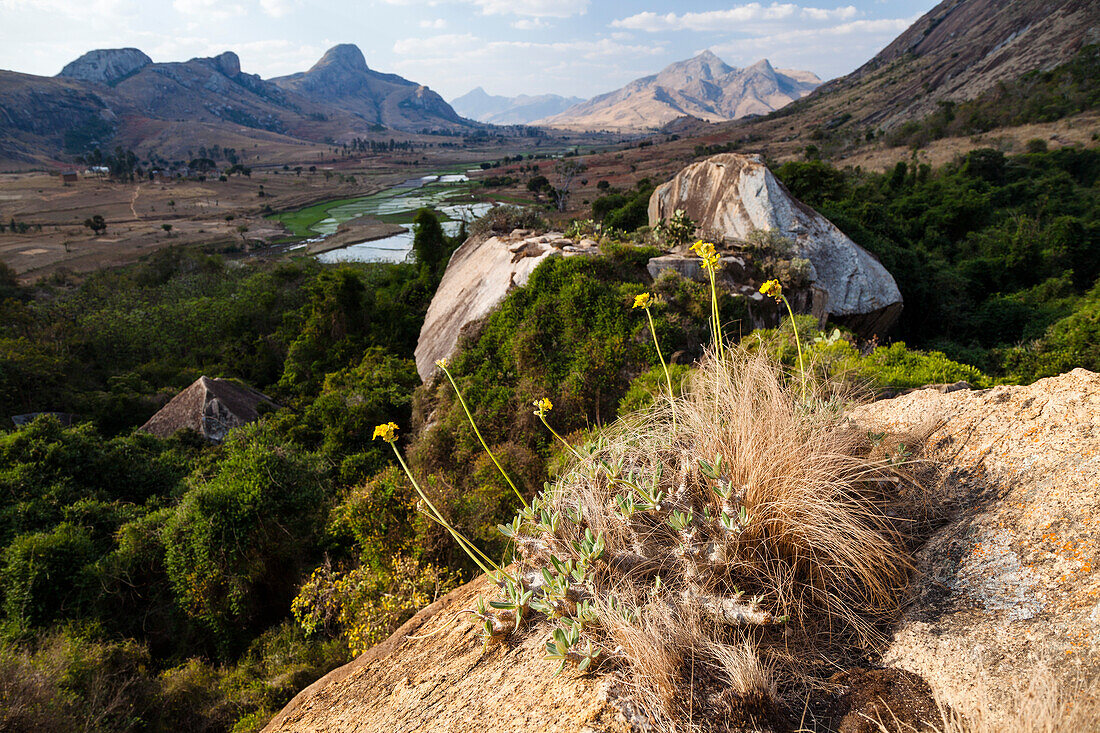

left=420, top=17, right=448, bottom=28
left=472, top=0, right=586, bottom=17
left=392, top=34, right=666, bottom=98
left=613, top=3, right=860, bottom=32
left=380, top=0, right=586, bottom=18
left=511, top=18, right=548, bottom=30
left=257, top=0, right=297, bottom=17
left=393, top=33, right=478, bottom=56
left=708, top=16, right=917, bottom=78
left=173, top=0, right=245, bottom=19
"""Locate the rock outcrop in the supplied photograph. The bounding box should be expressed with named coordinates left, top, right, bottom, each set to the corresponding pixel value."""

left=57, top=48, right=152, bottom=85
left=649, top=153, right=903, bottom=334
left=266, top=369, right=1100, bottom=731
left=414, top=231, right=597, bottom=381
left=850, top=368, right=1100, bottom=724
left=264, top=574, right=641, bottom=733
left=140, top=376, right=274, bottom=442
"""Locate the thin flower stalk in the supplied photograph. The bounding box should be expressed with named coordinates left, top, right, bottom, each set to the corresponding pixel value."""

left=374, top=422, right=514, bottom=583
left=533, top=398, right=585, bottom=462
left=436, top=358, right=527, bottom=509
left=760, top=279, right=807, bottom=401
left=690, top=240, right=725, bottom=361
left=633, top=293, right=677, bottom=431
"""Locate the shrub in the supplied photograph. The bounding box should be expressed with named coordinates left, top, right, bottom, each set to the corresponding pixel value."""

left=463, top=350, right=930, bottom=728
left=292, top=555, right=458, bottom=656
left=2, top=524, right=96, bottom=628
left=469, top=206, right=546, bottom=238
left=162, top=426, right=326, bottom=653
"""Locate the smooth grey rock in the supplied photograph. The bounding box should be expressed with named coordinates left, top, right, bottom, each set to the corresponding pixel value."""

left=415, top=235, right=557, bottom=380
left=649, top=153, right=902, bottom=333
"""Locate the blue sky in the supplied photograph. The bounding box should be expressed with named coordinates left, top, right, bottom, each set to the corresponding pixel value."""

left=0, top=1, right=938, bottom=99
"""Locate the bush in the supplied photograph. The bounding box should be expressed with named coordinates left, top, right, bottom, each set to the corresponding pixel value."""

left=162, top=426, right=326, bottom=653
left=2, top=524, right=96, bottom=629
left=469, top=206, right=547, bottom=238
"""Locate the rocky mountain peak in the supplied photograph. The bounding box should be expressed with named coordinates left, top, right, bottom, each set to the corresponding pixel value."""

left=57, top=47, right=151, bottom=85
left=745, top=58, right=777, bottom=77
left=312, top=44, right=369, bottom=74
left=212, top=51, right=240, bottom=77
left=660, top=50, right=734, bottom=83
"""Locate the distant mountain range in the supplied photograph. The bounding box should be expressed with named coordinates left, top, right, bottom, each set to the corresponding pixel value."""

left=0, top=44, right=475, bottom=168
left=450, top=87, right=586, bottom=126
left=536, top=52, right=821, bottom=131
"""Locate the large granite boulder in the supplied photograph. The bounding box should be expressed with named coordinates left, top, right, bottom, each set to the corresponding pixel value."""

left=140, top=376, right=274, bottom=442
left=414, top=231, right=596, bottom=381
left=851, top=368, right=1100, bottom=724
left=648, top=153, right=902, bottom=334
left=263, top=573, right=642, bottom=733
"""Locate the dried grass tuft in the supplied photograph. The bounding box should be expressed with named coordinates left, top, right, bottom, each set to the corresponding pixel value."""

left=510, top=349, right=934, bottom=730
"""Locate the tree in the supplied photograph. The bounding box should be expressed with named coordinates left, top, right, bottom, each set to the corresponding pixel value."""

left=84, top=215, right=107, bottom=235
left=411, top=208, right=450, bottom=282
left=552, top=159, right=586, bottom=212
left=527, top=175, right=550, bottom=194
left=161, top=224, right=173, bottom=237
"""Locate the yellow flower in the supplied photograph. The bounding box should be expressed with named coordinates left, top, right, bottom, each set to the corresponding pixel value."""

left=372, top=421, right=399, bottom=442
left=690, top=240, right=721, bottom=271
left=435, top=357, right=449, bottom=370
left=632, top=293, right=653, bottom=310
left=760, top=279, right=782, bottom=299
left=533, top=397, right=553, bottom=416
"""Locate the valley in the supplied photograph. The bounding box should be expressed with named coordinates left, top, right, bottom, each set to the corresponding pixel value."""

left=0, top=0, right=1098, bottom=731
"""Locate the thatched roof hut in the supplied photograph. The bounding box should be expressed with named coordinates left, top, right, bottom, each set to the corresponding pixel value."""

left=140, top=376, right=274, bottom=442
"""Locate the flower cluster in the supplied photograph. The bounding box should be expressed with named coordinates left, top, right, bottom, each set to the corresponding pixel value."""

left=435, top=357, right=449, bottom=370
left=533, top=397, right=553, bottom=417
left=372, top=422, right=398, bottom=442
left=690, top=240, right=721, bottom=271
left=632, top=292, right=653, bottom=310
left=760, top=279, right=782, bottom=300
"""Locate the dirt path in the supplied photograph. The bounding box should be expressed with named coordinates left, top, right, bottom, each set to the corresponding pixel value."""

left=130, top=184, right=142, bottom=220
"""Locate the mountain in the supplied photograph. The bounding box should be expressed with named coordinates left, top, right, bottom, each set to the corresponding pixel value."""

left=0, top=44, right=473, bottom=168
left=271, top=44, right=468, bottom=133
left=450, top=87, right=586, bottom=125
left=536, top=51, right=821, bottom=131
left=680, top=0, right=1100, bottom=163
left=807, top=0, right=1100, bottom=129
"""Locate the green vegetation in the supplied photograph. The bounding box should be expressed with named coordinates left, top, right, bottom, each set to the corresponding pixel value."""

left=269, top=196, right=364, bottom=238
left=0, top=213, right=464, bottom=730
left=1, top=138, right=1096, bottom=728
left=774, top=146, right=1100, bottom=381
left=887, top=45, right=1100, bottom=150
left=590, top=178, right=655, bottom=232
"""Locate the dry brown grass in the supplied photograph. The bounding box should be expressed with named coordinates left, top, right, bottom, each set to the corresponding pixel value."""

left=504, top=349, right=935, bottom=730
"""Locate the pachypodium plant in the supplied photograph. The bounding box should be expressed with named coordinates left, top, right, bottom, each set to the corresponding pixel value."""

left=632, top=292, right=677, bottom=430
left=544, top=625, right=600, bottom=674
left=436, top=358, right=527, bottom=508
left=689, top=240, right=725, bottom=361
left=373, top=422, right=514, bottom=584
left=533, top=397, right=584, bottom=461
left=759, top=279, right=807, bottom=401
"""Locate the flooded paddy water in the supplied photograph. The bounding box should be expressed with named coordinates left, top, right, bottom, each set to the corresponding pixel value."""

left=274, top=172, right=493, bottom=264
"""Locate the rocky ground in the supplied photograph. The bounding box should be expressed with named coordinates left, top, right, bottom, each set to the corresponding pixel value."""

left=265, top=369, right=1100, bottom=732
